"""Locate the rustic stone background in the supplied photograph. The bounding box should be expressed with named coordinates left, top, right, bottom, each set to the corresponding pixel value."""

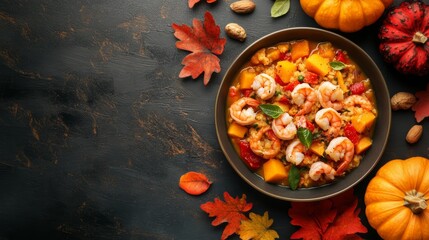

left=0, top=0, right=427, bottom=239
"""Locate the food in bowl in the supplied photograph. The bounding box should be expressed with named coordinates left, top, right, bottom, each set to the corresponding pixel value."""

left=225, top=39, right=377, bottom=189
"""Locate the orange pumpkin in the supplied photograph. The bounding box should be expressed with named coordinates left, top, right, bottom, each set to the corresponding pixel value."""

left=300, top=0, right=393, bottom=32
left=364, top=157, right=429, bottom=240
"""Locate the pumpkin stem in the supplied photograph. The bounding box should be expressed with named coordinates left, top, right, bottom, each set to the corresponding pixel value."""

left=404, top=189, right=427, bottom=214
left=412, top=31, right=428, bottom=44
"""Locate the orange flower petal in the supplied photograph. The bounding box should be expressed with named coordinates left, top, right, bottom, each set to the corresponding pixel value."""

left=179, top=171, right=211, bottom=195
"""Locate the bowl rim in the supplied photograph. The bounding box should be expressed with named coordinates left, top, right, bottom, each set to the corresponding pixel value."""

left=215, top=27, right=391, bottom=202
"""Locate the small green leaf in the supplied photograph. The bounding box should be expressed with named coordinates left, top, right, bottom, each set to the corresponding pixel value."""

left=288, top=165, right=300, bottom=190
left=297, top=127, right=313, bottom=149
left=259, top=104, right=284, bottom=118
left=330, top=61, right=346, bottom=70
left=271, top=0, right=290, bottom=18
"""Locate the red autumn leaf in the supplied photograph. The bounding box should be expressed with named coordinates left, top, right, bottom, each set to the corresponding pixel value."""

left=324, top=191, right=367, bottom=240
left=289, top=189, right=367, bottom=240
left=329, top=187, right=355, bottom=212
left=289, top=199, right=337, bottom=239
left=179, top=171, right=211, bottom=195
left=172, top=11, right=226, bottom=85
left=411, top=83, right=429, bottom=122
left=188, top=0, right=217, bottom=8
left=201, top=192, right=253, bottom=240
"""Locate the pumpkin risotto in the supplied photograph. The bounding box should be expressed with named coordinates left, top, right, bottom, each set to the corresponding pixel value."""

left=226, top=40, right=377, bottom=189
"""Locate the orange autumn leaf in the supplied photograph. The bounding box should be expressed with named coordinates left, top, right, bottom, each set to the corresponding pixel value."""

left=188, top=0, right=217, bottom=8
left=172, top=11, right=226, bottom=85
left=411, top=83, right=429, bottom=122
left=179, top=171, right=211, bottom=195
left=201, top=192, right=253, bottom=240
left=289, top=189, right=367, bottom=240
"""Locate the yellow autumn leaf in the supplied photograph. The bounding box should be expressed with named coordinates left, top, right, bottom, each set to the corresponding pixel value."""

left=238, top=211, right=279, bottom=240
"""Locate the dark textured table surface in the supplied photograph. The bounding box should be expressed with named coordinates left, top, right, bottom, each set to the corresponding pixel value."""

left=0, top=0, right=428, bottom=239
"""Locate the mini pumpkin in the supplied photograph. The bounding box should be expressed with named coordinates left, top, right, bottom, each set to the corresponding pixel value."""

left=379, top=0, right=429, bottom=76
left=299, top=0, right=393, bottom=32
left=364, top=156, right=429, bottom=240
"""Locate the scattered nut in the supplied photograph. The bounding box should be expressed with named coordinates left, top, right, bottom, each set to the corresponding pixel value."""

left=406, top=125, right=423, bottom=144
left=230, top=0, right=256, bottom=14
left=225, top=23, right=246, bottom=42
left=391, top=92, right=416, bottom=110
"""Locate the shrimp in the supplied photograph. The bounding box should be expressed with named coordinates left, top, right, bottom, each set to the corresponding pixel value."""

left=309, top=161, right=336, bottom=181
left=285, top=139, right=306, bottom=165
left=251, top=73, right=276, bottom=100
left=229, top=97, right=260, bottom=126
left=317, top=81, right=344, bottom=111
left=294, top=115, right=315, bottom=131
left=294, top=115, right=307, bottom=128
left=343, top=95, right=373, bottom=111
left=249, top=126, right=281, bottom=159
left=272, top=112, right=297, bottom=140
left=315, top=108, right=342, bottom=138
left=325, top=137, right=355, bottom=175
left=291, top=83, right=318, bottom=115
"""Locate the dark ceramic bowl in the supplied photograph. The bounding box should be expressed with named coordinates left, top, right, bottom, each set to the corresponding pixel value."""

left=215, top=27, right=391, bottom=202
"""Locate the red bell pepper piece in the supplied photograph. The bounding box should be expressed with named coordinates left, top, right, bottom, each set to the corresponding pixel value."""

left=229, top=86, right=240, bottom=102
left=335, top=49, right=348, bottom=63
left=279, top=52, right=291, bottom=61
left=306, top=120, right=315, bottom=132
left=304, top=71, right=319, bottom=85
left=229, top=86, right=238, bottom=97
left=241, top=89, right=253, bottom=97
left=283, top=81, right=299, bottom=91
left=278, top=96, right=289, bottom=105
left=238, top=140, right=265, bottom=170
left=349, top=82, right=365, bottom=95
left=344, top=124, right=360, bottom=145
left=274, top=74, right=287, bottom=86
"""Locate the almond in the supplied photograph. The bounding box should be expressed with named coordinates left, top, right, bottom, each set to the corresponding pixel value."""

left=225, top=23, right=246, bottom=42
left=230, top=0, right=256, bottom=14
left=406, top=125, right=423, bottom=144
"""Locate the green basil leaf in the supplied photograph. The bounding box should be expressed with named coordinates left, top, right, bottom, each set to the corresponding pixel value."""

left=271, top=0, right=290, bottom=18
left=297, top=127, right=313, bottom=149
left=288, top=165, right=300, bottom=190
left=259, top=104, right=284, bottom=118
left=329, top=61, right=346, bottom=70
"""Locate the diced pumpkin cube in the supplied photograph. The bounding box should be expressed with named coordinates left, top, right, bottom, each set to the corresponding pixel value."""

left=355, top=137, right=372, bottom=154
left=276, top=60, right=297, bottom=83
left=336, top=71, right=348, bottom=92
left=310, top=141, right=325, bottom=157
left=291, top=40, right=310, bottom=61
left=305, top=54, right=331, bottom=76
left=351, top=111, right=376, bottom=133
left=266, top=48, right=281, bottom=62
left=239, top=69, right=256, bottom=89
left=228, top=122, right=248, bottom=138
left=273, top=102, right=290, bottom=112
left=263, top=159, right=288, bottom=183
